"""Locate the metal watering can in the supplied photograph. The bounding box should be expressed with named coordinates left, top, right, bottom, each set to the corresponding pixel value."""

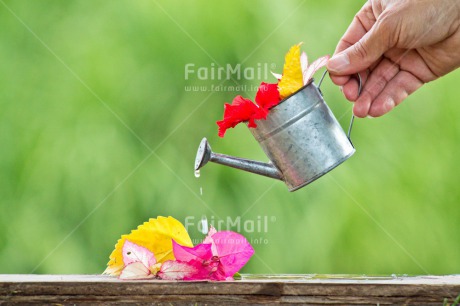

left=195, top=72, right=362, bottom=192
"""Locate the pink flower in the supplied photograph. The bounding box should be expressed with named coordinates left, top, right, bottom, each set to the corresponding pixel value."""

left=157, top=260, right=200, bottom=280
left=300, top=52, right=330, bottom=85
left=119, top=240, right=157, bottom=280
left=158, top=227, right=255, bottom=281
left=206, top=230, right=255, bottom=279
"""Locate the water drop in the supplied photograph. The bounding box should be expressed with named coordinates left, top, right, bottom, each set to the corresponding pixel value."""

left=200, top=215, right=208, bottom=234
left=200, top=187, right=203, bottom=195
left=194, top=169, right=200, bottom=178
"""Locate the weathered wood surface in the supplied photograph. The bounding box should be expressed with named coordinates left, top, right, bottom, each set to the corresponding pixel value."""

left=1, top=274, right=460, bottom=305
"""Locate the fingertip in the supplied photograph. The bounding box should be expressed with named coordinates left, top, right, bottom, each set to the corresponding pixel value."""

left=353, top=106, right=368, bottom=118
left=353, top=95, right=372, bottom=118
left=327, top=53, right=350, bottom=74
left=368, top=97, right=395, bottom=117
left=384, top=98, right=395, bottom=112
left=329, top=74, right=351, bottom=86
left=342, top=79, right=359, bottom=101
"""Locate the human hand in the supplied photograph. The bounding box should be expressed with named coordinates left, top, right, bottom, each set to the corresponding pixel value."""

left=327, top=0, right=460, bottom=118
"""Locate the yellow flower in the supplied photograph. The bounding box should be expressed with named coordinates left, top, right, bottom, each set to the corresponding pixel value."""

left=104, top=216, right=193, bottom=276
left=278, top=43, right=304, bottom=99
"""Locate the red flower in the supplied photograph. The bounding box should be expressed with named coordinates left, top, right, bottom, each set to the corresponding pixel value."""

left=217, top=96, right=259, bottom=137
left=216, top=82, right=281, bottom=137
left=255, top=82, right=280, bottom=110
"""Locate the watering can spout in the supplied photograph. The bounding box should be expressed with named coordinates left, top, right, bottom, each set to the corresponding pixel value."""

left=195, top=138, right=283, bottom=181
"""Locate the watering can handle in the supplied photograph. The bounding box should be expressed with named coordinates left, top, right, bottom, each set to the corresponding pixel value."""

left=317, top=70, right=363, bottom=140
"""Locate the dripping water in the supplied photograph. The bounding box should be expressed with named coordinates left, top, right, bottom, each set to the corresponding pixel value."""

left=200, top=215, right=208, bottom=234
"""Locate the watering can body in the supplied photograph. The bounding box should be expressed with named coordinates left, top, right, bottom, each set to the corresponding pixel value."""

left=195, top=80, right=355, bottom=192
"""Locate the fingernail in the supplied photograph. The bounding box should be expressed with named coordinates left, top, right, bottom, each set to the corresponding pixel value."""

left=339, top=86, right=343, bottom=92
left=384, top=98, right=395, bottom=112
left=327, top=53, right=350, bottom=72
left=366, top=115, right=374, bottom=119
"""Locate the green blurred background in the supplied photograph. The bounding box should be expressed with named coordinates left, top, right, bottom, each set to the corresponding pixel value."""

left=1, top=0, right=459, bottom=275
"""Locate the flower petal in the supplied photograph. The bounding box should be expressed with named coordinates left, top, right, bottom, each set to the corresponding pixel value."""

left=303, top=55, right=330, bottom=84
left=203, top=226, right=217, bottom=244
left=211, top=231, right=255, bottom=278
left=300, top=51, right=308, bottom=82
left=217, top=96, right=259, bottom=137
left=158, top=260, right=199, bottom=280
left=172, top=240, right=213, bottom=262
left=271, top=71, right=282, bottom=80
left=255, top=82, right=281, bottom=110
left=104, top=216, right=192, bottom=276
left=278, top=43, right=304, bottom=99
left=122, top=240, right=156, bottom=269
left=202, top=226, right=218, bottom=255
left=119, top=262, right=155, bottom=280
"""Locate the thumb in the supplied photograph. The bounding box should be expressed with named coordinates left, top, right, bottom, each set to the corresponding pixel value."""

left=327, top=25, right=390, bottom=75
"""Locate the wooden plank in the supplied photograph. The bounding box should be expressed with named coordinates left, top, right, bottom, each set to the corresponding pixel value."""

left=1, top=274, right=460, bottom=305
